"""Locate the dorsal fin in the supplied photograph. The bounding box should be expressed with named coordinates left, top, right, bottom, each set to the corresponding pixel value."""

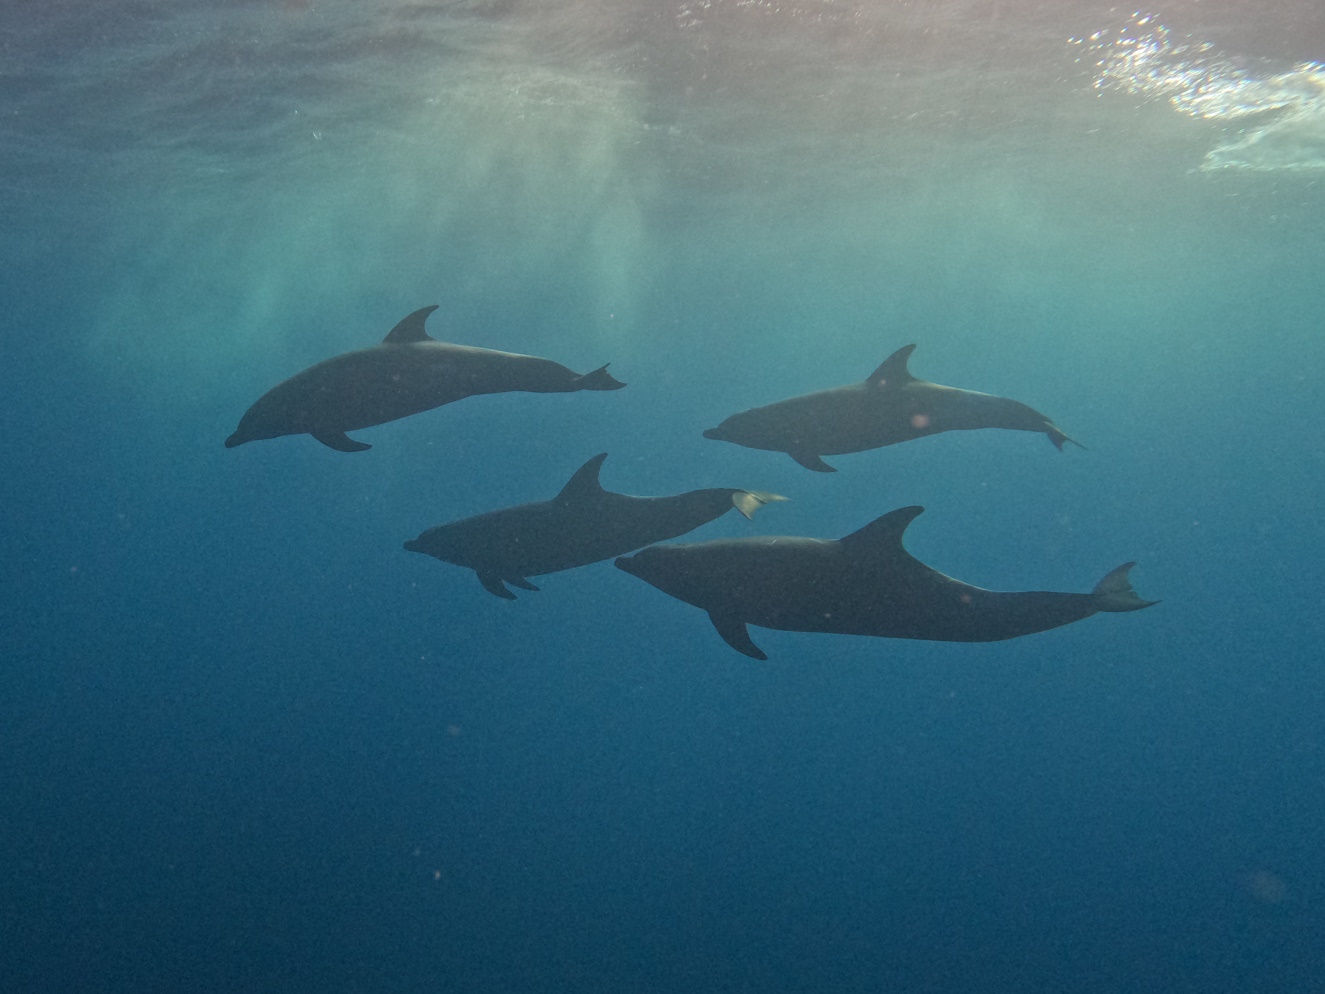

left=839, top=505, right=925, bottom=556
left=382, top=305, right=440, bottom=344
left=556, top=453, right=609, bottom=501
left=866, top=344, right=917, bottom=387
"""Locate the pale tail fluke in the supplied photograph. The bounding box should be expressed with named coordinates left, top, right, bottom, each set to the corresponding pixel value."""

left=731, top=490, right=789, bottom=521
left=1092, top=562, right=1159, bottom=612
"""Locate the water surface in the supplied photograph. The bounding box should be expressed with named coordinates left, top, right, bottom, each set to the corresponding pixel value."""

left=3, top=2, right=1324, bottom=991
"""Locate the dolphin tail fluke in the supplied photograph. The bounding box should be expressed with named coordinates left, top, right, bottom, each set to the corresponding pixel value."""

left=1091, top=562, right=1158, bottom=613
left=731, top=490, right=789, bottom=521
left=313, top=431, right=372, bottom=453
left=1046, top=424, right=1084, bottom=451
left=574, top=365, right=627, bottom=391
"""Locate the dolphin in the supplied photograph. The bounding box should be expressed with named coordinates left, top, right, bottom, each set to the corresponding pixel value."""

left=615, top=506, right=1156, bottom=659
left=225, top=305, right=626, bottom=452
left=702, top=345, right=1076, bottom=472
left=404, top=453, right=788, bottom=599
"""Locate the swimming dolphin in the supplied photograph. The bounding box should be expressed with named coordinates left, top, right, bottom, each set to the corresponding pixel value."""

left=225, top=306, right=626, bottom=452
left=702, top=345, right=1076, bottom=472
left=404, top=453, right=787, bottom=599
left=615, top=506, right=1156, bottom=659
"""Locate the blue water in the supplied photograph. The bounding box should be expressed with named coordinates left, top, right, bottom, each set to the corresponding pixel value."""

left=4, top=1, right=1325, bottom=991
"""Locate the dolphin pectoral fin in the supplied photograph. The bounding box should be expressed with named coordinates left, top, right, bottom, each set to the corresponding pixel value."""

left=477, top=573, right=517, bottom=600
left=789, top=451, right=836, bottom=473
left=313, top=431, right=372, bottom=453
left=507, top=577, right=540, bottom=592
left=731, top=491, right=790, bottom=520
left=709, top=612, right=767, bottom=660
left=1091, top=562, right=1158, bottom=613
left=574, top=364, right=627, bottom=391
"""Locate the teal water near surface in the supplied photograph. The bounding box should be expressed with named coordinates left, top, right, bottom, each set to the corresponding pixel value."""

left=3, top=2, right=1324, bottom=991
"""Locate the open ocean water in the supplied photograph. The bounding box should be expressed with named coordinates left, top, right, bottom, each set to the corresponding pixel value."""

left=3, top=1, right=1324, bottom=991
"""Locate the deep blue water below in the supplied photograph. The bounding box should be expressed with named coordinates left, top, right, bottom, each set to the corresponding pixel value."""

left=4, top=2, right=1325, bottom=992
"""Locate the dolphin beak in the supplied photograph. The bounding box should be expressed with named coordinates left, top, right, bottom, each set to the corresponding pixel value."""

left=702, top=427, right=724, bottom=441
left=614, top=554, right=638, bottom=575
left=403, top=539, right=423, bottom=553
left=224, top=432, right=244, bottom=448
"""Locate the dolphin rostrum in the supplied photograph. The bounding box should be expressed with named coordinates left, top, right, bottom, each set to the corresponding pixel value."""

left=702, top=345, right=1076, bottom=472
left=615, top=506, right=1156, bottom=659
left=225, top=306, right=626, bottom=452
left=404, top=453, right=787, bottom=599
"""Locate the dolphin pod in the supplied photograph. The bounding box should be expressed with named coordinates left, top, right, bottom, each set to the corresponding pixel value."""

left=225, top=305, right=625, bottom=452
left=404, top=453, right=787, bottom=599
left=615, top=506, right=1157, bottom=660
left=703, top=344, right=1076, bottom=472
left=228, top=306, right=1156, bottom=657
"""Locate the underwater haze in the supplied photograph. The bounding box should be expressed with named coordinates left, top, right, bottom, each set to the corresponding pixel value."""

left=4, top=1, right=1325, bottom=991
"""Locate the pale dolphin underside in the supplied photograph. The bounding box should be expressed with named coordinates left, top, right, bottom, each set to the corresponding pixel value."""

left=703, top=345, right=1077, bottom=472
left=404, top=453, right=787, bottom=599
left=225, top=305, right=625, bottom=452
left=615, top=506, right=1156, bottom=659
